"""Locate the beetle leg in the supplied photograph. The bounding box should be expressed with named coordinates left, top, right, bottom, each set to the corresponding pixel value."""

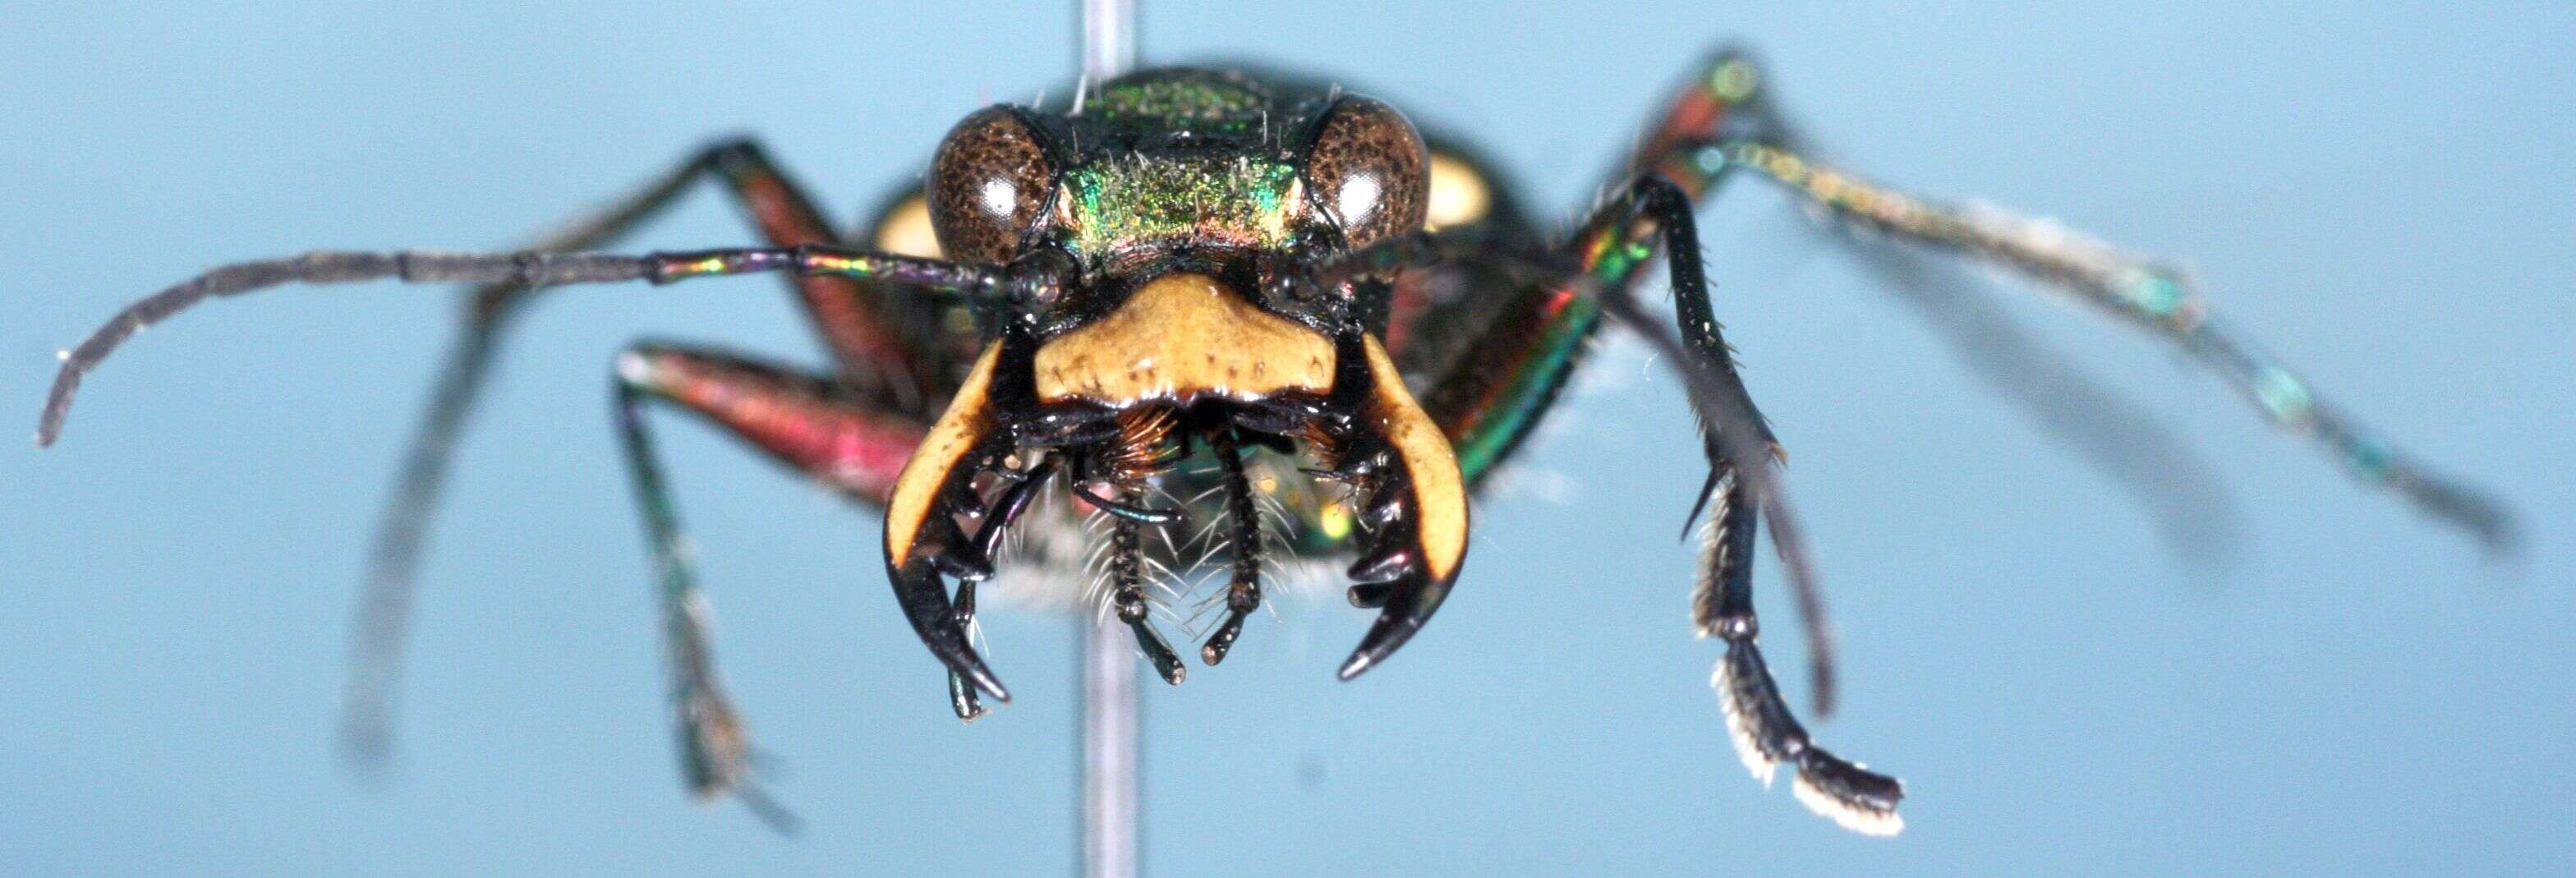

left=1721, top=136, right=2514, bottom=551
left=1305, top=160, right=1895, bottom=830
left=1304, top=52, right=1838, bottom=713
left=1692, top=471, right=1903, bottom=835
left=610, top=340, right=940, bottom=829
left=1632, top=50, right=2509, bottom=552
left=1604, top=173, right=1834, bottom=693
left=1312, top=191, right=1838, bottom=707
left=1617, top=48, right=2251, bottom=559
left=1572, top=172, right=1909, bottom=832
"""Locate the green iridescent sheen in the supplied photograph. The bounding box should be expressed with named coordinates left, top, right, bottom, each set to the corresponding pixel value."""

left=1592, top=239, right=1657, bottom=284
left=1451, top=296, right=1600, bottom=482
left=1442, top=61, right=1741, bottom=484
left=1709, top=58, right=1760, bottom=102
left=2253, top=365, right=2315, bottom=421
left=1695, top=145, right=1729, bottom=175
left=1086, top=77, right=1268, bottom=136
left=2345, top=436, right=2395, bottom=481
left=2117, top=269, right=2187, bottom=319
left=1062, top=158, right=1300, bottom=258
left=1449, top=220, right=1675, bottom=484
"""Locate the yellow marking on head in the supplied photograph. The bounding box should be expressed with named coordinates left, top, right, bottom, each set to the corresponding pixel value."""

left=1361, top=337, right=1466, bottom=582
left=873, top=194, right=945, bottom=259
left=885, top=345, right=1002, bottom=568
left=1033, top=273, right=1336, bottom=406
left=1424, top=153, right=1492, bottom=232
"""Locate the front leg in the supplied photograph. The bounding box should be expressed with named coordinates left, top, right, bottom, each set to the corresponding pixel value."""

left=1598, top=174, right=1906, bottom=834
left=1328, top=174, right=1901, bottom=832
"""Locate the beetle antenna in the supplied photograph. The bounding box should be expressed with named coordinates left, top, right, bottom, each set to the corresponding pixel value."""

left=36, top=246, right=1027, bottom=447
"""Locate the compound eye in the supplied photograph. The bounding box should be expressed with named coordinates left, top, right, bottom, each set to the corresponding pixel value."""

left=929, top=107, right=1056, bottom=265
left=1301, top=97, right=1428, bottom=249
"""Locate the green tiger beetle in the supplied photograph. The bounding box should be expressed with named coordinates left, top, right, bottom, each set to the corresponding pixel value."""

left=37, top=50, right=2517, bottom=837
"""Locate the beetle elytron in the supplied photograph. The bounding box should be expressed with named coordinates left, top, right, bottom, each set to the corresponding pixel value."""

left=39, top=51, right=2514, bottom=836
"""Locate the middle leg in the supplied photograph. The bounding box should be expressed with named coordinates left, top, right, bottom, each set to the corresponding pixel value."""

left=1587, top=173, right=1908, bottom=834
left=1369, top=51, right=1901, bottom=830
left=1350, top=170, right=1905, bottom=832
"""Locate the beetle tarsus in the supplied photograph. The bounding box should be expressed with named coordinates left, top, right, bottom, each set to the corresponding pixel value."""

left=1713, top=625, right=1902, bottom=834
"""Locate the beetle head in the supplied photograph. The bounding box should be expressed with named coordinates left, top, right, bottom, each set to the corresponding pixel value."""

left=879, top=70, right=1466, bottom=693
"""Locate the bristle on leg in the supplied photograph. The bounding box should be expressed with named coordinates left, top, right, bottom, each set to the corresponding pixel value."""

left=1710, top=639, right=1905, bottom=835
left=1792, top=749, right=1905, bottom=836
left=1712, top=641, right=1788, bottom=787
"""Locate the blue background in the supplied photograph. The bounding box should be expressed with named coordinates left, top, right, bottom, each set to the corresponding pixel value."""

left=5, top=2, right=2570, bottom=874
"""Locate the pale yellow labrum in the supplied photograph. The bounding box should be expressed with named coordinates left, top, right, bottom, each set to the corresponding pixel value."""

left=1033, top=273, right=1336, bottom=405
left=884, top=345, right=1001, bottom=568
